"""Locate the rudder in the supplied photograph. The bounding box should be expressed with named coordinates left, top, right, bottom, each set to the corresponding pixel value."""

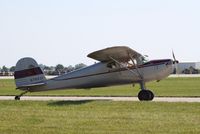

left=14, top=57, right=46, bottom=89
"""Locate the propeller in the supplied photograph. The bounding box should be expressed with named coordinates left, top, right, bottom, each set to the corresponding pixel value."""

left=172, top=50, right=179, bottom=74
left=172, top=50, right=179, bottom=64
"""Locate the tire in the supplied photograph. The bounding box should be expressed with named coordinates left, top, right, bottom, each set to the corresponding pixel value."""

left=15, top=96, right=20, bottom=100
left=147, top=90, right=154, bottom=100
left=138, top=90, right=154, bottom=101
left=138, top=90, right=149, bottom=101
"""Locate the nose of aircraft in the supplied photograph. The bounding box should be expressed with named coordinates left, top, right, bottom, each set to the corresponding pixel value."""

left=171, top=51, right=179, bottom=74
left=172, top=60, right=179, bottom=74
left=164, top=59, right=176, bottom=74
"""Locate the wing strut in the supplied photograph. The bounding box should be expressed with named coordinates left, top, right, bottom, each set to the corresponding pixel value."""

left=109, top=56, right=143, bottom=80
left=129, top=54, right=143, bottom=80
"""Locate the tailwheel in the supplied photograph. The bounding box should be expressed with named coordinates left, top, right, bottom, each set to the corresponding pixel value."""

left=15, top=96, right=20, bottom=100
left=138, top=90, right=154, bottom=101
left=14, top=90, right=28, bottom=101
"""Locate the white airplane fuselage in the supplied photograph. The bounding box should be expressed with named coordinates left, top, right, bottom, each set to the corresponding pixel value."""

left=28, top=59, right=174, bottom=92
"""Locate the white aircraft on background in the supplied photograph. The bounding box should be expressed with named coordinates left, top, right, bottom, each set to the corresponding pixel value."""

left=14, top=46, right=178, bottom=101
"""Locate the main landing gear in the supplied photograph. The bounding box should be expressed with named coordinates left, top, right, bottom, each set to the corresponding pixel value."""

left=138, top=82, right=154, bottom=101
left=15, top=91, right=28, bottom=100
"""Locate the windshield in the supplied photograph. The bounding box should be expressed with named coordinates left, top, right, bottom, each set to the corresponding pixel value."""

left=136, top=55, right=149, bottom=65
left=141, top=56, right=149, bottom=63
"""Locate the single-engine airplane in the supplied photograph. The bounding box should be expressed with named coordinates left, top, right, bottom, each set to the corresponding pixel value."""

left=14, top=46, right=178, bottom=101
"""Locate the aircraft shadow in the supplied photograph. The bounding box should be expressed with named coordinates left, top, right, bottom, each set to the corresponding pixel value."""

left=48, top=100, right=94, bottom=106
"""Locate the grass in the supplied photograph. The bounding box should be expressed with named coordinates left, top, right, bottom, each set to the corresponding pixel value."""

left=0, top=77, right=200, bottom=96
left=0, top=100, right=199, bottom=134
left=1, top=78, right=200, bottom=133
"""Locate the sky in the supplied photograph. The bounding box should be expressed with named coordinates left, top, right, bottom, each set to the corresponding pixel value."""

left=0, top=0, right=200, bottom=67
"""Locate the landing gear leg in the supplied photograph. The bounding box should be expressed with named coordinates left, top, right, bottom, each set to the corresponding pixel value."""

left=15, top=91, right=28, bottom=100
left=138, top=81, right=154, bottom=101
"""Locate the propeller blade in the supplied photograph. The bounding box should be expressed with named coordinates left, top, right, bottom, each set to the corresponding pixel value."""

left=172, top=50, right=176, bottom=61
left=172, top=50, right=179, bottom=64
left=172, top=50, right=179, bottom=74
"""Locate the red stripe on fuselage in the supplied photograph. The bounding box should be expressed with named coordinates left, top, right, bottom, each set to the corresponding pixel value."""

left=14, top=67, right=43, bottom=79
left=52, top=59, right=172, bottom=81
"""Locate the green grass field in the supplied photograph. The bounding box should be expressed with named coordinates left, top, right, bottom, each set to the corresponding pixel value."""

left=0, top=100, right=199, bottom=134
left=0, top=77, right=200, bottom=96
left=0, top=78, right=200, bottom=134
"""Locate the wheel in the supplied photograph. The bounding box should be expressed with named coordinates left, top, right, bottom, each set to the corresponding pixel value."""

left=15, top=96, right=20, bottom=100
left=138, top=90, right=149, bottom=101
left=148, top=90, right=154, bottom=101
left=138, top=90, right=154, bottom=101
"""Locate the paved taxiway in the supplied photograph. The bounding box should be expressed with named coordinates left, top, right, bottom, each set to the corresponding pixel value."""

left=0, top=96, right=200, bottom=102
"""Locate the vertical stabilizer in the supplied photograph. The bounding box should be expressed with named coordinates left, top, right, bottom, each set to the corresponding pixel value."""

left=14, top=57, right=46, bottom=89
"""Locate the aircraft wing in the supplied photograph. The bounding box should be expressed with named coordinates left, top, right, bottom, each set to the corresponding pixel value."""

left=87, top=46, right=142, bottom=62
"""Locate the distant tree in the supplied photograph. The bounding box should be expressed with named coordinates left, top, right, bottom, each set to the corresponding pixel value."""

left=46, top=66, right=56, bottom=75
left=9, top=66, right=16, bottom=72
left=67, top=65, right=75, bottom=72
left=74, top=63, right=87, bottom=70
left=44, top=66, right=51, bottom=70
left=41, top=65, right=50, bottom=75
left=39, top=64, right=46, bottom=70
left=2, top=66, right=8, bottom=72
left=44, top=68, right=54, bottom=75
left=49, top=66, right=55, bottom=71
left=55, top=64, right=65, bottom=74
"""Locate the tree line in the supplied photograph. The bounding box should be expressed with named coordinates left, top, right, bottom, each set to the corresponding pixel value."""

left=0, top=63, right=87, bottom=76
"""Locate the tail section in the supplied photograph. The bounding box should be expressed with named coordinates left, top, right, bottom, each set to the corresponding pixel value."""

left=14, top=57, right=46, bottom=89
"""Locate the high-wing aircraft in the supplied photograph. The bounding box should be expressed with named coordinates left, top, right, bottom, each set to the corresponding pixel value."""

left=14, top=46, right=177, bottom=101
